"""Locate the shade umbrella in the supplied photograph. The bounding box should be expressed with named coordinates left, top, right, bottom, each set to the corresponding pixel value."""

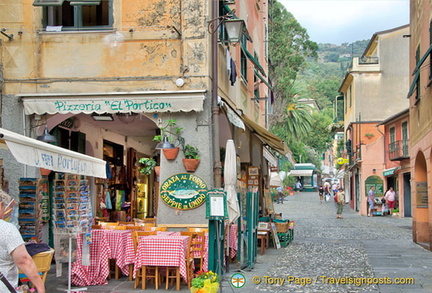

left=269, top=172, right=282, bottom=187
left=224, top=139, right=240, bottom=224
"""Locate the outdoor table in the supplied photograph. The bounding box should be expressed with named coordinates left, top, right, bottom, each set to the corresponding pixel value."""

left=102, top=229, right=135, bottom=276
left=71, top=229, right=110, bottom=286
left=133, top=235, right=190, bottom=282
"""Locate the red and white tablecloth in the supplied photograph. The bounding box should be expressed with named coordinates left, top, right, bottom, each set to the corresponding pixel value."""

left=229, top=224, right=238, bottom=258
left=103, top=229, right=135, bottom=275
left=133, top=235, right=190, bottom=282
left=71, top=229, right=110, bottom=286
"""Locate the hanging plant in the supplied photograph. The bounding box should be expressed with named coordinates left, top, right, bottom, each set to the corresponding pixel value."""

left=139, top=157, right=157, bottom=175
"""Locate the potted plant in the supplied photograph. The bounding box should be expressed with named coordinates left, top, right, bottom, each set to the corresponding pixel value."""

left=138, top=157, right=157, bottom=175
left=190, top=271, right=220, bottom=293
left=182, top=144, right=200, bottom=172
left=153, top=119, right=184, bottom=160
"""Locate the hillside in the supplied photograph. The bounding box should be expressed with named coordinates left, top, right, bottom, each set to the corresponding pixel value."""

left=294, top=40, right=369, bottom=110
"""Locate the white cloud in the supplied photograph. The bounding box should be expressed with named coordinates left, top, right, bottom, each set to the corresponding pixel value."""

left=279, top=0, right=409, bottom=44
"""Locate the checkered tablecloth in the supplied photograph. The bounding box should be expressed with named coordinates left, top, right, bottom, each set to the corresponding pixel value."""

left=229, top=224, right=238, bottom=258
left=133, top=235, right=189, bottom=282
left=71, top=229, right=110, bottom=286
left=102, top=229, right=135, bottom=275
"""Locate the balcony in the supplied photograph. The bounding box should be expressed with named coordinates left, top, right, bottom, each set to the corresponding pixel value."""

left=388, top=140, right=409, bottom=161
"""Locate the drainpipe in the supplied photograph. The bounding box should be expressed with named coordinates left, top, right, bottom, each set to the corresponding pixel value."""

left=375, top=123, right=386, bottom=170
left=212, top=0, right=221, bottom=188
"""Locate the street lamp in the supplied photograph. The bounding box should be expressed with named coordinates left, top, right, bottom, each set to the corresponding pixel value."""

left=209, top=5, right=246, bottom=188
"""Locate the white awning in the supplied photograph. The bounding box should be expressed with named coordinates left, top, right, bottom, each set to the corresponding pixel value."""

left=269, top=172, right=282, bottom=187
left=21, top=90, right=206, bottom=115
left=288, top=169, right=314, bottom=177
left=0, top=128, right=106, bottom=178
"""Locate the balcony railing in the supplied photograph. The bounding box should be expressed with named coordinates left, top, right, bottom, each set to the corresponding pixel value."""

left=359, top=56, right=379, bottom=64
left=388, top=140, right=409, bottom=161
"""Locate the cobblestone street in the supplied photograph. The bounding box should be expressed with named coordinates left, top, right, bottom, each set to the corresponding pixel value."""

left=234, top=191, right=432, bottom=293
left=45, top=191, right=432, bottom=292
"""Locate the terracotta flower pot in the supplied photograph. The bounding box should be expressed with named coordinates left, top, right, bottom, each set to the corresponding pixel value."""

left=163, top=147, right=180, bottom=160
left=40, top=168, right=52, bottom=176
left=182, top=159, right=200, bottom=172
left=154, top=166, right=160, bottom=176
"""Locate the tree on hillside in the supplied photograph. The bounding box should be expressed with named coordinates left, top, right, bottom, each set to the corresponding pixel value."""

left=268, top=0, right=318, bottom=127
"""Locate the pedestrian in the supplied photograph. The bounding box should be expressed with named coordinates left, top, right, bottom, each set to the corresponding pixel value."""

left=276, top=186, right=284, bottom=204
left=324, top=181, right=331, bottom=202
left=0, top=190, right=46, bottom=293
left=295, top=180, right=302, bottom=194
left=336, top=188, right=345, bottom=219
left=318, top=185, right=324, bottom=203
left=332, top=182, right=338, bottom=196
left=367, top=186, right=375, bottom=217
left=384, top=187, right=396, bottom=216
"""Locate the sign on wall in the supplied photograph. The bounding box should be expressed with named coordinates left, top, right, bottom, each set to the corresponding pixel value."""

left=365, top=175, right=384, bottom=197
left=416, top=181, right=428, bottom=208
left=160, top=173, right=208, bottom=210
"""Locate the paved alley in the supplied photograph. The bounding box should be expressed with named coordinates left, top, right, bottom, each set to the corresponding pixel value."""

left=234, top=191, right=432, bottom=293
left=45, top=191, right=432, bottom=292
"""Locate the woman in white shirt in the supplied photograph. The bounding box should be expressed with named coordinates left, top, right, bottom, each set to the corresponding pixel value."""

left=384, top=187, right=396, bottom=216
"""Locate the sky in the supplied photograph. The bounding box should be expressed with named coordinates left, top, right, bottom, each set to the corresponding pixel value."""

left=279, top=0, right=409, bottom=45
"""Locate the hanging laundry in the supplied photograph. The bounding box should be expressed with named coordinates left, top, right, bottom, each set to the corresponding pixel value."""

left=230, top=58, right=237, bottom=86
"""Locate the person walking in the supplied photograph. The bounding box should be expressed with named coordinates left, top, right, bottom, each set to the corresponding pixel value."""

left=384, top=187, right=396, bottom=216
left=367, top=186, right=375, bottom=217
left=0, top=190, right=46, bottom=293
left=318, top=185, right=324, bottom=203
left=295, top=180, right=302, bottom=194
left=323, top=181, right=331, bottom=202
left=336, top=188, right=345, bottom=219
left=276, top=186, right=284, bottom=204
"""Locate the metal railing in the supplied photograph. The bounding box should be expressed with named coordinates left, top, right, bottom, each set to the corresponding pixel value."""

left=388, top=140, right=409, bottom=161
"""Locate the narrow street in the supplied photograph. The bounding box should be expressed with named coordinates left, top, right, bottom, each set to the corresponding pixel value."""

left=45, top=191, right=432, bottom=292
left=234, top=191, right=432, bottom=293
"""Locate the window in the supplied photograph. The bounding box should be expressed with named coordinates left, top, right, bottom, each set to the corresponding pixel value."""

left=389, top=127, right=396, bottom=153
left=430, top=20, right=432, bottom=80
left=35, top=0, right=112, bottom=31
left=240, top=36, right=248, bottom=81
left=416, top=45, right=420, bottom=100
left=402, top=122, right=408, bottom=156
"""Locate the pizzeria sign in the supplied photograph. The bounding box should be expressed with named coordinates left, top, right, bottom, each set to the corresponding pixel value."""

left=160, top=173, right=208, bottom=210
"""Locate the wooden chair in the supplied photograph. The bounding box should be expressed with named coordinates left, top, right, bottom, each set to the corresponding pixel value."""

left=149, top=226, right=168, bottom=232
left=132, top=231, right=159, bottom=289
left=91, top=224, right=101, bottom=229
left=106, top=225, right=127, bottom=230
left=165, top=235, right=190, bottom=291
left=117, top=221, right=136, bottom=226
left=95, top=216, right=109, bottom=224
left=126, top=225, right=145, bottom=230
left=99, top=222, right=119, bottom=228
left=19, top=248, right=54, bottom=288
left=180, top=231, right=205, bottom=284
left=187, top=227, right=209, bottom=233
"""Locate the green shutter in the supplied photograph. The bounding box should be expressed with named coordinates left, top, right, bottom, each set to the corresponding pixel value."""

left=33, top=0, right=64, bottom=6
